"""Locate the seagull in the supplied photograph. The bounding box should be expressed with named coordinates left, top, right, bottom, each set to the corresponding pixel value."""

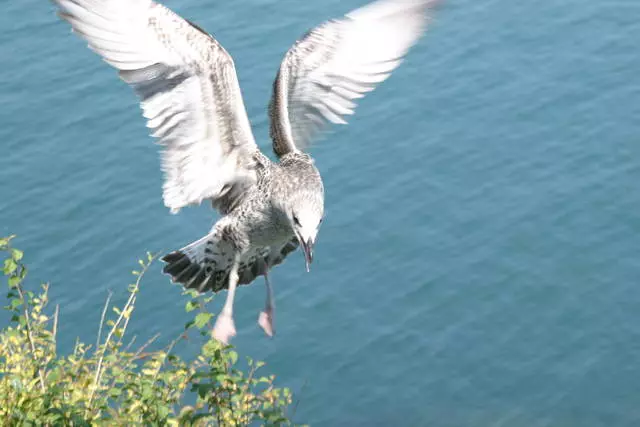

left=52, top=0, right=436, bottom=344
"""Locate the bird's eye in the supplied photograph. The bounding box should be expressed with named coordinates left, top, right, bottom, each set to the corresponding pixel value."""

left=319, top=217, right=323, bottom=225
left=293, top=215, right=301, bottom=227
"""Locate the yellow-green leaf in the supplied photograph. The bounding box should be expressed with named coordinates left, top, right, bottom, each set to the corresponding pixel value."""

left=11, top=249, right=24, bottom=261
left=3, top=258, right=18, bottom=275
left=194, top=313, right=212, bottom=329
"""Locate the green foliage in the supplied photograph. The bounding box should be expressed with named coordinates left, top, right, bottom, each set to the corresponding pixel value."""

left=0, top=235, right=297, bottom=425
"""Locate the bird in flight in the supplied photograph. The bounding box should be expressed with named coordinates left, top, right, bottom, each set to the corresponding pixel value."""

left=52, top=0, right=436, bottom=344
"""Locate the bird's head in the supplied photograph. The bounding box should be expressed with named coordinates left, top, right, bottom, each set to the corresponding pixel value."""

left=288, top=192, right=324, bottom=272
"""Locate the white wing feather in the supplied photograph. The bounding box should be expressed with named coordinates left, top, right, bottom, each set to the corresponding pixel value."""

left=53, top=0, right=259, bottom=213
left=270, top=0, right=435, bottom=156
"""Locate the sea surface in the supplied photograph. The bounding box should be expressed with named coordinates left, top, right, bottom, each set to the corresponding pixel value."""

left=1, top=0, right=640, bottom=425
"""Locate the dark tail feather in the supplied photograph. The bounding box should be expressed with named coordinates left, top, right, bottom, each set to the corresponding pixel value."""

left=161, top=250, right=212, bottom=292
left=161, top=236, right=300, bottom=294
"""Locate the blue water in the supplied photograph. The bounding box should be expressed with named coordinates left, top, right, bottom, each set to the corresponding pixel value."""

left=2, top=0, right=640, bottom=424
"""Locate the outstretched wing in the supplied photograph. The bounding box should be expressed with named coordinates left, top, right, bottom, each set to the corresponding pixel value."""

left=269, top=0, right=436, bottom=157
left=53, top=0, right=259, bottom=213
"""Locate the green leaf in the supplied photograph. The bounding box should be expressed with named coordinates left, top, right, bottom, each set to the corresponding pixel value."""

left=157, top=404, right=170, bottom=420
left=3, top=258, right=18, bottom=275
left=0, top=235, right=15, bottom=248
left=8, top=276, right=21, bottom=288
left=185, top=300, right=199, bottom=313
left=227, top=350, right=238, bottom=365
left=183, top=289, right=199, bottom=299
left=184, top=320, right=195, bottom=330
left=141, top=384, right=154, bottom=400
left=47, top=370, right=61, bottom=382
left=10, top=298, right=22, bottom=310
left=11, top=248, right=24, bottom=261
left=194, top=383, right=215, bottom=398
left=202, top=340, right=219, bottom=358
left=215, top=373, right=229, bottom=383
left=194, top=312, right=212, bottom=329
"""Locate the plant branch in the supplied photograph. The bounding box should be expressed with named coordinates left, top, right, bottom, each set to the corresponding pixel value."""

left=96, top=291, right=112, bottom=352
left=52, top=303, right=59, bottom=351
left=131, top=332, right=161, bottom=361
left=15, top=276, right=46, bottom=393
left=87, top=255, right=155, bottom=412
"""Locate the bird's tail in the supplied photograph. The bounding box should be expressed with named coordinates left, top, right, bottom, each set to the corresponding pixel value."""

left=161, top=232, right=235, bottom=293
left=161, top=231, right=300, bottom=294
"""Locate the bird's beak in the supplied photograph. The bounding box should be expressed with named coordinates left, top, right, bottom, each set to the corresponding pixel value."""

left=300, top=237, right=314, bottom=273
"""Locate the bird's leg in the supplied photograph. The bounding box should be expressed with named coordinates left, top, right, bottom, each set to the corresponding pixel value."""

left=258, top=269, right=275, bottom=337
left=213, top=254, right=240, bottom=345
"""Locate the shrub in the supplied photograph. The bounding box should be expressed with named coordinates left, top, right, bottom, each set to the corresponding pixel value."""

left=0, top=235, right=297, bottom=426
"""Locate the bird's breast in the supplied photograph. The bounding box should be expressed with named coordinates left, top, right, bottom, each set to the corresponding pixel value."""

left=239, top=203, right=292, bottom=248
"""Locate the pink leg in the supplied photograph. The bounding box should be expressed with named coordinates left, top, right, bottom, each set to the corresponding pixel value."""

left=258, top=270, right=275, bottom=337
left=212, top=256, right=239, bottom=344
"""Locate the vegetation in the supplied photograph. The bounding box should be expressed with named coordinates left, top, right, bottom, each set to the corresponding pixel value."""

left=0, top=235, right=297, bottom=426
